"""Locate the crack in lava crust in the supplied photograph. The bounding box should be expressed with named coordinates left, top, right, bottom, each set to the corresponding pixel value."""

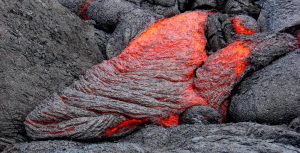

left=232, top=17, right=256, bottom=35
left=25, top=11, right=255, bottom=140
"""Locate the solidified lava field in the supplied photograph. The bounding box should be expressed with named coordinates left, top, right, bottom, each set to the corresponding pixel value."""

left=0, top=0, right=300, bottom=152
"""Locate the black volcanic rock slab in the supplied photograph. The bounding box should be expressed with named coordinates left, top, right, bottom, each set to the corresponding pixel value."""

left=0, top=0, right=103, bottom=151
left=229, top=49, right=300, bottom=124
left=3, top=123, right=300, bottom=152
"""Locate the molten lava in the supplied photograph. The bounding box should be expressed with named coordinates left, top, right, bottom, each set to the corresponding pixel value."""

left=232, top=17, right=256, bottom=35
left=25, top=11, right=258, bottom=140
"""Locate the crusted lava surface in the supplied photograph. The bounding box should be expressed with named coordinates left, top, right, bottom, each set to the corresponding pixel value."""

left=24, top=11, right=297, bottom=140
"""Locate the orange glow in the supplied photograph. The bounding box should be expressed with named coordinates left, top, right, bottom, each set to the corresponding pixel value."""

left=183, top=85, right=208, bottom=106
left=101, top=12, right=254, bottom=135
left=232, top=17, right=255, bottom=35
left=232, top=41, right=252, bottom=79
left=31, top=11, right=262, bottom=138
left=102, top=119, right=148, bottom=137
left=102, top=11, right=209, bottom=134
left=117, top=11, right=208, bottom=72
left=212, top=41, right=252, bottom=79
left=159, top=113, right=179, bottom=127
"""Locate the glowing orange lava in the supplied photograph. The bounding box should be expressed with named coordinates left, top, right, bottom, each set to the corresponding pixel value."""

left=25, top=11, right=261, bottom=139
left=105, top=11, right=209, bottom=132
left=232, top=17, right=255, bottom=35
left=103, top=119, right=149, bottom=137
left=218, top=41, right=252, bottom=79
left=103, top=12, right=254, bottom=133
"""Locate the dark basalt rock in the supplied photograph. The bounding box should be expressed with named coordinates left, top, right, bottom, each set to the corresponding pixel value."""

left=0, top=0, right=103, bottom=151
left=205, top=13, right=259, bottom=54
left=290, top=116, right=300, bottom=133
left=180, top=106, right=222, bottom=124
left=224, top=0, right=261, bottom=18
left=229, top=49, right=300, bottom=124
left=205, top=13, right=233, bottom=54
left=94, top=29, right=111, bottom=60
left=103, top=8, right=160, bottom=58
left=3, top=141, right=145, bottom=153
left=139, top=0, right=180, bottom=17
left=124, top=123, right=300, bottom=152
left=244, top=33, right=298, bottom=70
left=126, top=0, right=180, bottom=17
left=3, top=123, right=300, bottom=152
left=189, top=0, right=220, bottom=10
left=176, top=0, right=260, bottom=18
left=58, top=0, right=162, bottom=59
left=258, top=0, right=300, bottom=34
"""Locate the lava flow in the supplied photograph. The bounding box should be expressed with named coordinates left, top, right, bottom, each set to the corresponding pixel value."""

left=25, top=11, right=256, bottom=140
left=232, top=17, right=256, bottom=35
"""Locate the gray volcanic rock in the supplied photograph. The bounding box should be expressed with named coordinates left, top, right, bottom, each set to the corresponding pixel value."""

left=125, top=123, right=300, bottom=152
left=3, top=141, right=145, bottom=153
left=3, top=123, right=300, bottom=152
left=126, top=0, right=180, bottom=17
left=180, top=106, right=222, bottom=124
left=229, top=50, right=300, bottom=124
left=139, top=0, right=180, bottom=17
left=258, top=0, right=300, bottom=33
left=205, top=13, right=233, bottom=54
left=0, top=0, right=103, bottom=151
left=290, top=116, right=300, bottom=133
left=177, top=0, right=260, bottom=18
left=224, top=0, right=261, bottom=18
left=58, top=0, right=162, bottom=59
left=205, top=13, right=259, bottom=54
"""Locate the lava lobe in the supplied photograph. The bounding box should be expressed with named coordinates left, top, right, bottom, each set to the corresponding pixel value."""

left=24, top=11, right=283, bottom=140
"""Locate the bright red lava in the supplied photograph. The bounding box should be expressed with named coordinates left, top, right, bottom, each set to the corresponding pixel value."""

left=103, top=11, right=209, bottom=137
left=102, top=119, right=149, bottom=137
left=25, top=11, right=259, bottom=139
left=103, top=12, right=255, bottom=136
left=81, top=0, right=94, bottom=20
left=232, top=17, right=255, bottom=35
left=219, top=40, right=252, bottom=80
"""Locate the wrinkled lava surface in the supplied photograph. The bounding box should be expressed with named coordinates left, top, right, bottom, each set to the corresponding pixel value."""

left=25, top=11, right=257, bottom=140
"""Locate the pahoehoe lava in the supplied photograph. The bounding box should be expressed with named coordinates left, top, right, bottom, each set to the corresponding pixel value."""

left=24, top=11, right=298, bottom=140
